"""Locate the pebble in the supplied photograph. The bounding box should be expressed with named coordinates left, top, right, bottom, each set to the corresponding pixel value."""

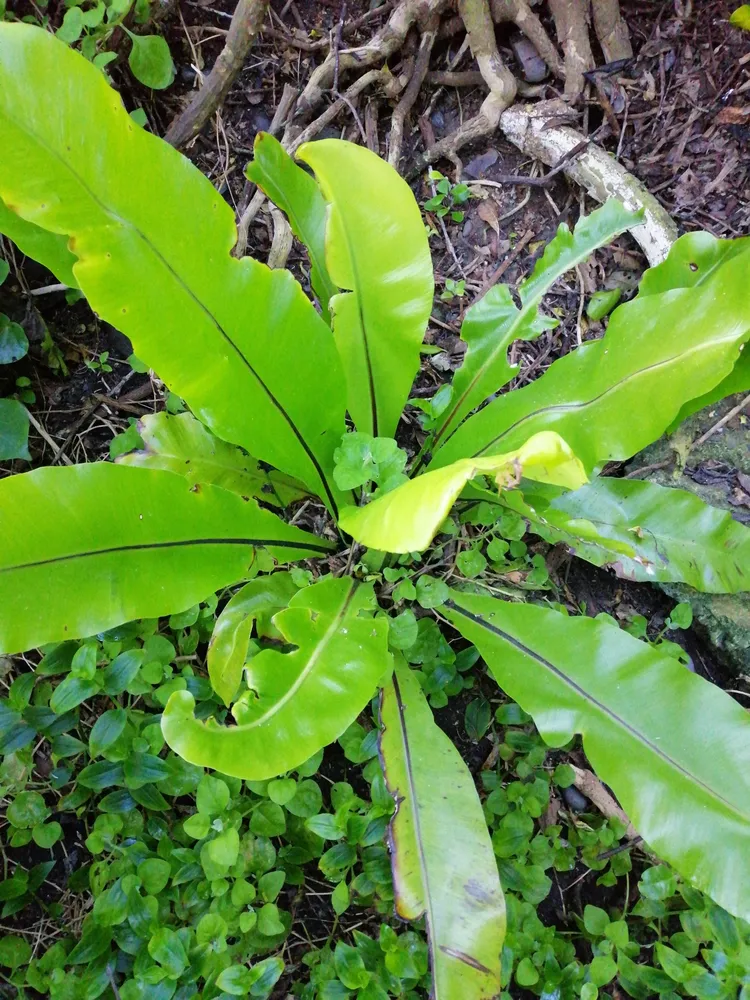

left=510, top=34, right=548, bottom=84
left=562, top=785, right=589, bottom=813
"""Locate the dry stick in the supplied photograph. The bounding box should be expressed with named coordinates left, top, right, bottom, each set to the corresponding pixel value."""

left=388, top=14, right=439, bottom=167
left=691, top=393, right=750, bottom=449
left=547, top=0, right=595, bottom=100
left=499, top=100, right=678, bottom=265
left=591, top=0, right=632, bottom=62
left=491, top=0, right=565, bottom=79
left=165, top=0, right=269, bottom=147
left=365, top=97, right=380, bottom=152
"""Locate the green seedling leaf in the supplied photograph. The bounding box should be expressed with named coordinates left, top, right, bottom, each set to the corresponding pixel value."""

left=0, top=463, right=331, bottom=654
left=56, top=7, right=84, bottom=43
left=0, top=315, right=28, bottom=364
left=0, top=398, right=29, bottom=461
left=380, top=658, right=505, bottom=1000
left=126, top=31, right=175, bottom=89
left=7, top=791, right=47, bottom=828
left=89, top=708, right=127, bottom=757
left=162, top=577, right=391, bottom=778
left=298, top=140, right=433, bottom=438
left=445, top=592, right=750, bottom=921
left=196, top=774, right=230, bottom=817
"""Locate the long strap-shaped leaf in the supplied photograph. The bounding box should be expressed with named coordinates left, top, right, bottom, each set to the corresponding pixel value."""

left=380, top=658, right=505, bottom=1000
left=432, top=200, right=639, bottom=449
left=162, top=577, right=390, bottom=779
left=119, top=412, right=310, bottom=509
left=0, top=464, right=331, bottom=654
left=444, top=592, right=750, bottom=921
left=0, top=197, right=78, bottom=288
left=636, top=231, right=750, bottom=428
left=208, top=573, right=299, bottom=706
left=431, top=246, right=750, bottom=473
left=548, top=477, right=750, bottom=593
left=297, top=140, right=434, bottom=439
left=0, top=24, right=347, bottom=514
left=245, top=133, right=337, bottom=325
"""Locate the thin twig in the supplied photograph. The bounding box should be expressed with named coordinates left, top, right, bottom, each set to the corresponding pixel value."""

left=691, top=393, right=750, bottom=449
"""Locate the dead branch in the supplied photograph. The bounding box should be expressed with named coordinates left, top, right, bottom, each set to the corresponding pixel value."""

left=165, top=0, right=269, bottom=148
left=499, top=100, right=679, bottom=264
left=388, top=13, right=439, bottom=167
left=547, top=0, right=594, bottom=100
left=492, top=0, right=565, bottom=79
left=591, top=0, right=633, bottom=62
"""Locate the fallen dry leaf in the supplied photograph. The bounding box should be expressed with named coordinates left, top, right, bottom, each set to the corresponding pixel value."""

left=477, top=198, right=500, bottom=235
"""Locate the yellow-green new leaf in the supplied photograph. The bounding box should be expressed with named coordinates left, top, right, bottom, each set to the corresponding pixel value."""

left=340, top=431, right=587, bottom=553
left=297, top=140, right=433, bottom=438
left=245, top=132, right=337, bottom=324
left=208, top=573, right=299, bottom=707
left=433, top=200, right=639, bottom=449
left=0, top=24, right=347, bottom=514
left=432, top=245, right=750, bottom=474
left=0, top=464, right=332, bottom=654
left=445, top=593, right=750, bottom=921
left=119, top=412, right=309, bottom=508
left=0, top=197, right=78, bottom=287
left=380, top=658, right=505, bottom=1000
left=162, top=577, right=391, bottom=779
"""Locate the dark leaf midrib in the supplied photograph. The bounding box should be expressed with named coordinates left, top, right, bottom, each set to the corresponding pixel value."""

left=2, top=536, right=331, bottom=574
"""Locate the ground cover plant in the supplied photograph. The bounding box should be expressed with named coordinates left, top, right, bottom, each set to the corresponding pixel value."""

left=0, top=18, right=749, bottom=1000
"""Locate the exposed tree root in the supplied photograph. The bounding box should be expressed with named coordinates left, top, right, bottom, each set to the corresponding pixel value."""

left=591, top=0, right=633, bottom=62
left=295, top=0, right=451, bottom=121
left=223, top=0, right=664, bottom=277
left=459, top=0, right=518, bottom=113
left=165, top=0, right=268, bottom=148
left=492, top=0, right=565, bottom=79
left=388, top=12, right=439, bottom=167
left=499, top=101, right=678, bottom=264
left=548, top=0, right=595, bottom=100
